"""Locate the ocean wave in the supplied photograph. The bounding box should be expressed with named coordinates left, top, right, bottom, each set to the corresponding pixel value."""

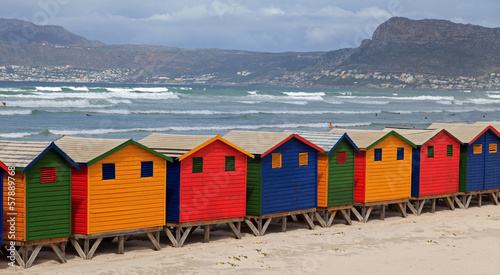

left=48, top=122, right=372, bottom=136
left=129, top=109, right=380, bottom=116
left=5, top=99, right=110, bottom=108
left=36, top=86, right=62, bottom=92
left=337, top=95, right=455, bottom=101
left=0, top=132, right=39, bottom=138
left=0, top=109, right=32, bottom=115
left=63, top=86, right=89, bottom=92
left=0, top=90, right=179, bottom=100
left=106, top=87, right=169, bottom=93
left=282, top=91, right=325, bottom=101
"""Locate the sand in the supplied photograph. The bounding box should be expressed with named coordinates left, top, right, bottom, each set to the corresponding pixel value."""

left=1, top=203, right=499, bottom=275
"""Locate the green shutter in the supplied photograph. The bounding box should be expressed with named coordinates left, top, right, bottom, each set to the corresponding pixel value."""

left=428, top=146, right=434, bottom=158
left=225, top=156, right=235, bottom=171
left=192, top=157, right=203, bottom=173
left=246, top=157, right=262, bottom=215
left=447, top=145, right=453, bottom=157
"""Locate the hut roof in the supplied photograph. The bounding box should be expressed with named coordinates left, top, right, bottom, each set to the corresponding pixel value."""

left=329, top=129, right=416, bottom=150
left=55, top=136, right=171, bottom=165
left=140, top=133, right=254, bottom=159
left=382, top=128, right=459, bottom=146
left=140, top=133, right=215, bottom=158
left=0, top=140, right=79, bottom=173
left=223, top=130, right=323, bottom=156
left=289, top=131, right=360, bottom=154
left=427, top=123, right=500, bottom=144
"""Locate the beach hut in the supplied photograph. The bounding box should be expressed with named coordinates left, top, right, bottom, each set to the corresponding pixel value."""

left=0, top=140, right=79, bottom=268
left=383, top=128, right=463, bottom=215
left=223, top=130, right=323, bottom=236
left=329, top=129, right=416, bottom=222
left=0, top=160, right=9, bottom=246
left=428, top=123, right=500, bottom=208
left=54, top=136, right=172, bottom=259
left=139, top=133, right=254, bottom=246
left=292, top=131, right=360, bottom=227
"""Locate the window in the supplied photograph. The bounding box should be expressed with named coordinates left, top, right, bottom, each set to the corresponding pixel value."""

left=374, top=148, right=382, bottom=161
left=272, top=153, right=282, bottom=168
left=102, top=163, right=115, bottom=180
left=40, top=167, right=57, bottom=183
left=473, top=144, right=482, bottom=154
left=397, top=148, right=404, bottom=160
left=447, top=145, right=453, bottom=157
left=192, top=157, right=203, bottom=173
left=141, top=161, right=153, bottom=177
left=489, top=143, right=497, bottom=153
left=225, top=156, right=235, bottom=171
left=299, top=152, right=308, bottom=166
left=428, top=146, right=434, bottom=158
left=337, top=151, right=347, bottom=164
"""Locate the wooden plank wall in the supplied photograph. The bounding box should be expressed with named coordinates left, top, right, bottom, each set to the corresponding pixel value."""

left=166, top=160, right=181, bottom=223
left=317, top=153, right=328, bottom=207
left=2, top=171, right=25, bottom=241
left=25, top=149, right=72, bottom=241
left=418, top=132, right=460, bottom=196
left=365, top=135, right=412, bottom=203
left=179, top=140, right=247, bottom=222
left=88, top=144, right=166, bottom=234
left=260, top=138, right=318, bottom=215
left=353, top=151, right=366, bottom=203
left=71, top=166, right=88, bottom=234
left=246, top=157, right=262, bottom=215
left=484, top=129, right=500, bottom=190
left=328, top=139, right=355, bottom=206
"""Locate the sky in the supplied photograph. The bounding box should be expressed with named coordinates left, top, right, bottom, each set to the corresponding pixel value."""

left=1, top=0, right=499, bottom=53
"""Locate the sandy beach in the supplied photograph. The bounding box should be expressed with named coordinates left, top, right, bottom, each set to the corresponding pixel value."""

left=2, top=203, right=499, bottom=275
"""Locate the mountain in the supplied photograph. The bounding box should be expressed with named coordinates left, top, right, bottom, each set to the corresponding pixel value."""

left=0, top=17, right=498, bottom=85
left=335, top=17, right=500, bottom=76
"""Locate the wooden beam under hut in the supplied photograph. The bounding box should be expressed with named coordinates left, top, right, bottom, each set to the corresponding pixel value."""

left=70, top=226, right=163, bottom=260
left=244, top=208, right=316, bottom=236
left=164, top=217, right=244, bottom=248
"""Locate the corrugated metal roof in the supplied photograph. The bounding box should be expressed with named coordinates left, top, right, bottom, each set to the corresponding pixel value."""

left=140, top=133, right=215, bottom=158
left=382, top=128, right=444, bottom=146
left=55, top=136, right=128, bottom=163
left=288, top=131, right=345, bottom=152
left=427, top=122, right=489, bottom=143
left=0, top=140, right=51, bottom=167
left=328, top=128, right=388, bottom=149
left=223, top=130, right=292, bottom=155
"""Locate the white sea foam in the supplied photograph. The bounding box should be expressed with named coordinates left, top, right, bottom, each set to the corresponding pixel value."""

left=0, top=109, right=32, bottom=115
left=336, top=95, right=455, bottom=101
left=282, top=91, right=325, bottom=101
left=5, top=99, right=109, bottom=108
left=63, top=86, right=90, bottom=92
left=130, top=109, right=379, bottom=116
left=0, top=132, right=38, bottom=138
left=0, top=90, right=179, bottom=100
left=36, top=86, right=62, bottom=92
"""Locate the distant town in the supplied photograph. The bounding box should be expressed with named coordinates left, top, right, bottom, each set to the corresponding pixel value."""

left=0, top=65, right=499, bottom=91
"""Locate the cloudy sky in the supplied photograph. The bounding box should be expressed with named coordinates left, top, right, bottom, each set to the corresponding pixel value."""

left=1, top=0, right=499, bottom=52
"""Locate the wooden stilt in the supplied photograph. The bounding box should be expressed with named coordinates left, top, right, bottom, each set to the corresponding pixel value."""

left=164, top=227, right=180, bottom=247
left=340, top=210, right=352, bottom=225
left=204, top=225, right=210, bottom=243
left=117, top=236, right=125, bottom=254
left=281, top=216, right=287, bottom=232
left=380, top=205, right=386, bottom=220
left=227, top=222, right=242, bottom=239
left=351, top=207, right=363, bottom=222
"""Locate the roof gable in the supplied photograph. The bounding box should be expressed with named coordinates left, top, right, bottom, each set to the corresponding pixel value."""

left=428, top=123, right=500, bottom=144
left=87, top=139, right=172, bottom=165
left=24, top=142, right=80, bottom=173
left=140, top=133, right=215, bottom=158
left=261, top=134, right=323, bottom=157
left=178, top=134, right=254, bottom=161
left=367, top=130, right=416, bottom=150
left=383, top=128, right=462, bottom=147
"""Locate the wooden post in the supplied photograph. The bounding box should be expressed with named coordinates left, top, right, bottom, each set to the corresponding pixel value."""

left=281, top=216, right=287, bottom=232
left=351, top=207, right=363, bottom=222
left=478, top=194, right=482, bottom=207
left=244, top=218, right=260, bottom=236
left=25, top=245, right=43, bottom=268
left=431, top=199, right=436, bottom=213
left=118, top=236, right=125, bottom=254
left=257, top=218, right=263, bottom=233
left=146, top=232, right=162, bottom=251
left=84, top=239, right=90, bottom=256
left=164, top=227, right=180, bottom=247
left=418, top=199, right=426, bottom=215
left=204, top=225, right=210, bottom=243
left=380, top=204, right=385, bottom=220
left=340, top=210, right=352, bottom=225
left=70, top=239, right=87, bottom=259
left=227, top=222, right=242, bottom=239
left=314, top=212, right=326, bottom=227
left=327, top=210, right=337, bottom=227
left=87, top=238, right=103, bottom=260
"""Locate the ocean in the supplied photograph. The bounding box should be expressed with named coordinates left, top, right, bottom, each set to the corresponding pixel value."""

left=0, top=82, right=499, bottom=141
